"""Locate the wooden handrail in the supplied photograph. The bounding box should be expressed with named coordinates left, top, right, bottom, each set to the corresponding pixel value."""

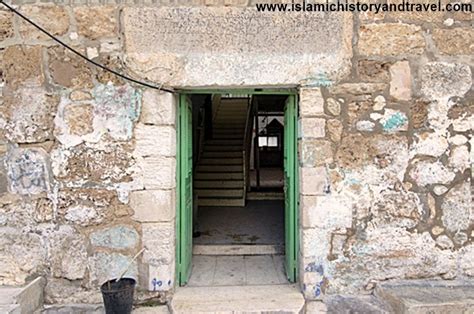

left=243, top=96, right=256, bottom=201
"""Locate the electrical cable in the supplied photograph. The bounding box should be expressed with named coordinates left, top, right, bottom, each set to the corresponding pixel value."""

left=0, top=0, right=175, bottom=94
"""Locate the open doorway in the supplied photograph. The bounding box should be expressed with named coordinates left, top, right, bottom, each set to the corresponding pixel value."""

left=176, top=90, right=298, bottom=287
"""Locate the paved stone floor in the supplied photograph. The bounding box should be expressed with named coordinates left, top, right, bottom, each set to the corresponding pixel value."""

left=188, top=255, right=288, bottom=287
left=194, top=200, right=284, bottom=245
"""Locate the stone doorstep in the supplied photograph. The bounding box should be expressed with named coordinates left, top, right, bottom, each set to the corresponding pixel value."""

left=375, top=280, right=474, bottom=314
left=171, top=284, right=305, bottom=314
left=0, top=277, right=45, bottom=314
left=193, top=244, right=284, bottom=255
left=39, top=304, right=170, bottom=313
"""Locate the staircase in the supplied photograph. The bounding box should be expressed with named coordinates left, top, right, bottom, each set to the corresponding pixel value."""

left=195, top=98, right=249, bottom=207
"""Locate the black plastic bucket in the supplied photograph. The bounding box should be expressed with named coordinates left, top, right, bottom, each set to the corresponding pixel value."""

left=100, top=278, right=136, bottom=314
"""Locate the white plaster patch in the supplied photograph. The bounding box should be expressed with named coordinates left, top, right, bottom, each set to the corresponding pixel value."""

left=409, top=160, right=455, bottom=187
left=410, top=132, right=449, bottom=158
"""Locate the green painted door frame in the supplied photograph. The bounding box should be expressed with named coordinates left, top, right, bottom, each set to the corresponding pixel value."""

left=176, top=89, right=299, bottom=285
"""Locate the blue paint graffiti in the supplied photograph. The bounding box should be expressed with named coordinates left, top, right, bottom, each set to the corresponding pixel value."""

left=315, top=280, right=324, bottom=297
left=151, top=278, right=162, bottom=291
left=382, top=112, right=407, bottom=132
left=305, top=262, right=324, bottom=275
left=302, top=72, right=333, bottom=87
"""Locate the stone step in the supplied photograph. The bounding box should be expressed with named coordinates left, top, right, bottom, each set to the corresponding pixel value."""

left=197, top=197, right=244, bottom=207
left=195, top=172, right=243, bottom=180
left=325, top=295, right=391, bottom=314
left=212, top=133, right=244, bottom=139
left=194, top=180, right=244, bottom=189
left=171, top=284, right=304, bottom=313
left=202, top=151, right=242, bottom=158
left=374, top=280, right=474, bottom=314
left=0, top=277, right=45, bottom=314
left=196, top=188, right=243, bottom=198
left=196, top=165, right=242, bottom=172
left=193, top=244, right=284, bottom=255
left=213, top=123, right=245, bottom=129
left=204, top=145, right=243, bottom=152
left=246, top=191, right=284, bottom=201
left=199, top=158, right=243, bottom=165
left=205, top=139, right=243, bottom=146
left=213, top=128, right=245, bottom=134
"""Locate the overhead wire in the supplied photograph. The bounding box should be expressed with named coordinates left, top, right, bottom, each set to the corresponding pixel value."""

left=0, top=0, right=175, bottom=94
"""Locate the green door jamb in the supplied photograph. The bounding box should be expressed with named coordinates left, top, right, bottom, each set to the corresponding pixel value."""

left=284, top=94, right=299, bottom=283
left=176, top=95, right=193, bottom=286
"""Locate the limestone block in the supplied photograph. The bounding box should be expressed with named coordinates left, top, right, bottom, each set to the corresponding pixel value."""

left=134, top=124, right=176, bottom=157
left=3, top=85, right=59, bottom=143
left=358, top=23, right=425, bottom=56
left=299, top=139, right=334, bottom=167
left=74, top=6, right=117, bottom=40
left=300, top=88, right=324, bottom=117
left=441, top=182, right=472, bottom=233
left=141, top=90, right=177, bottom=126
left=0, top=228, right=47, bottom=285
left=18, top=5, right=69, bottom=40
left=49, top=225, right=88, bottom=280
left=409, top=161, right=455, bottom=187
left=130, top=189, right=175, bottom=222
left=142, top=222, right=175, bottom=266
left=410, top=132, right=449, bottom=158
left=326, top=119, right=343, bottom=142
left=89, top=252, right=138, bottom=285
left=421, top=62, right=472, bottom=100
left=3, top=46, right=44, bottom=88
left=386, top=0, right=444, bottom=23
left=306, top=301, right=328, bottom=313
left=123, top=7, right=353, bottom=86
left=459, top=245, right=474, bottom=277
left=63, top=103, right=94, bottom=136
left=357, top=59, right=391, bottom=82
left=325, top=98, right=341, bottom=116
left=301, top=228, right=331, bottom=261
left=300, top=167, right=327, bottom=196
left=0, top=11, right=14, bottom=41
left=136, top=156, right=176, bottom=189
left=146, top=263, right=175, bottom=292
left=48, top=47, right=93, bottom=89
left=432, top=28, right=474, bottom=55
left=448, top=145, right=469, bottom=172
left=301, top=195, right=352, bottom=229
left=329, top=83, right=387, bottom=95
left=389, top=61, right=411, bottom=101
left=300, top=118, right=325, bottom=139
left=90, top=225, right=139, bottom=250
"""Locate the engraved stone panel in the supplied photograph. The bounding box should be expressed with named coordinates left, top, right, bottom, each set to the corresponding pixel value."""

left=123, top=7, right=353, bottom=86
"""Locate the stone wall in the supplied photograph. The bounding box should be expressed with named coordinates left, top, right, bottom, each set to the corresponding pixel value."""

left=298, top=7, right=473, bottom=299
left=0, top=0, right=472, bottom=305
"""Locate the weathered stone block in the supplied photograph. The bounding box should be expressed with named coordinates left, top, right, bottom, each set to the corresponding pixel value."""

left=326, top=119, right=343, bottom=142
left=6, top=148, right=51, bottom=195
left=3, top=46, right=44, bottom=88
left=325, top=98, right=341, bottom=116
left=410, top=132, right=448, bottom=158
left=300, top=167, right=327, bottom=196
left=3, top=86, right=59, bottom=143
left=448, top=145, right=469, bottom=172
left=49, top=225, right=88, bottom=280
left=134, top=124, right=176, bottom=157
left=300, top=139, right=334, bottom=167
left=123, top=7, right=353, bottom=86
left=146, top=263, right=175, bottom=292
left=389, top=61, right=411, bottom=101
left=18, top=5, right=69, bottom=40
left=137, top=156, right=176, bottom=189
left=300, top=88, right=324, bottom=117
left=420, top=62, right=472, bottom=99
left=0, top=11, right=14, bottom=41
left=141, top=90, right=177, bottom=126
left=329, top=83, right=387, bottom=95
left=48, top=47, right=93, bottom=89
left=89, top=252, right=138, bottom=285
left=409, top=161, right=455, bottom=187
left=301, top=195, right=352, bottom=229
left=441, top=183, right=471, bottom=233
left=64, top=103, right=94, bottom=136
left=142, top=222, right=174, bottom=266
left=358, top=23, right=425, bottom=56
left=432, top=28, right=474, bottom=55
left=301, top=228, right=330, bottom=260
left=74, top=6, right=117, bottom=40
left=357, top=59, right=391, bottom=82
left=130, top=189, right=175, bottom=222
left=90, top=225, right=139, bottom=249
left=300, top=118, right=325, bottom=139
